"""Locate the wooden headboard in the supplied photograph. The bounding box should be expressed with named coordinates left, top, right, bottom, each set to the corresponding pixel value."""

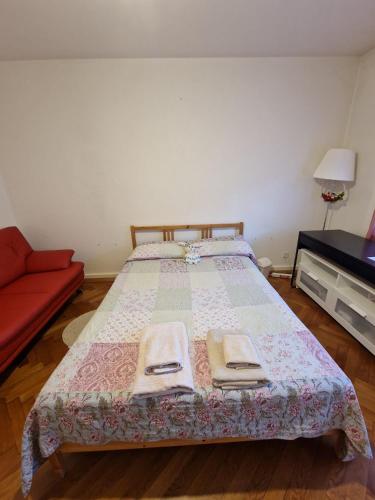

left=130, top=222, right=244, bottom=248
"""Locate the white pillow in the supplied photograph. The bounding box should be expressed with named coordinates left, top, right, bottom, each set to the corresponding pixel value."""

left=127, top=242, right=185, bottom=261
left=198, top=239, right=255, bottom=259
left=127, top=238, right=256, bottom=262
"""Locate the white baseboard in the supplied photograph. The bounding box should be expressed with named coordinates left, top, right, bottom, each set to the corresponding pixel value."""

left=272, top=265, right=293, bottom=272
left=84, top=272, right=118, bottom=280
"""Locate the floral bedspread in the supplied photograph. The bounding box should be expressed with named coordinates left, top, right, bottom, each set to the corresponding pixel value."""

left=21, top=255, right=372, bottom=496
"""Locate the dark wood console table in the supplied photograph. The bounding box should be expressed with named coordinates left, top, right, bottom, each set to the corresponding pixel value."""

left=291, top=230, right=375, bottom=287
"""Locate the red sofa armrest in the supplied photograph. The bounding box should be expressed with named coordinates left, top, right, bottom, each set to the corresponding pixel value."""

left=26, top=250, right=75, bottom=273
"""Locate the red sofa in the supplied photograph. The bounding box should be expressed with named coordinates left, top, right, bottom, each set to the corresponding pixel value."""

left=0, top=227, right=84, bottom=373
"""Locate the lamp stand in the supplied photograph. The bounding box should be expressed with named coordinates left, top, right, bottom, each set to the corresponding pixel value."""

left=322, top=203, right=330, bottom=230
left=321, top=183, right=347, bottom=230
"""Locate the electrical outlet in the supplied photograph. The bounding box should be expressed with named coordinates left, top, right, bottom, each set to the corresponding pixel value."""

left=283, top=252, right=290, bottom=261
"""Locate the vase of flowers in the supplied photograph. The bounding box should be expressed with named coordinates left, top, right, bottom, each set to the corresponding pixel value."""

left=321, top=191, right=344, bottom=202
left=321, top=190, right=345, bottom=229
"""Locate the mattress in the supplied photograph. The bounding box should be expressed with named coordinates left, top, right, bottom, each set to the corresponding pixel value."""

left=21, top=251, right=372, bottom=496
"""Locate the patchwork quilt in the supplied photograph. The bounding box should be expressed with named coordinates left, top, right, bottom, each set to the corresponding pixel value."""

left=21, top=254, right=372, bottom=496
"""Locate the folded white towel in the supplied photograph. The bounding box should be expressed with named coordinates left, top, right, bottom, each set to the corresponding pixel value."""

left=223, top=334, right=261, bottom=369
left=207, top=329, right=270, bottom=390
left=143, top=322, right=184, bottom=375
left=132, top=322, right=195, bottom=399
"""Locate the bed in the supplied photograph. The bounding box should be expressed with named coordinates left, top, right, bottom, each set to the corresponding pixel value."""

left=21, top=223, right=372, bottom=497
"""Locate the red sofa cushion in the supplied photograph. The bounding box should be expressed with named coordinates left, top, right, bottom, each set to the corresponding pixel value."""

left=0, top=262, right=84, bottom=348
left=0, top=267, right=84, bottom=373
left=26, top=249, right=74, bottom=273
left=0, top=262, right=84, bottom=299
left=0, top=227, right=32, bottom=287
left=0, top=225, right=85, bottom=372
left=0, top=293, right=53, bottom=348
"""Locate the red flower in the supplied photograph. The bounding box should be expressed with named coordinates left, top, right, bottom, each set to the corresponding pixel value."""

left=150, top=413, right=166, bottom=428
left=104, top=415, right=119, bottom=429
left=344, top=389, right=356, bottom=402
left=197, top=410, right=211, bottom=424
left=321, top=191, right=344, bottom=202
left=348, top=427, right=362, bottom=442
left=289, top=404, right=300, bottom=416
left=242, top=407, right=256, bottom=419
left=59, top=416, right=73, bottom=433
left=90, top=430, right=101, bottom=442
left=113, top=400, right=126, bottom=414
left=160, top=397, right=174, bottom=412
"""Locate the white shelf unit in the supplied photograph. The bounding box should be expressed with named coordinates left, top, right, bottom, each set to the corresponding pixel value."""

left=296, top=249, right=375, bottom=355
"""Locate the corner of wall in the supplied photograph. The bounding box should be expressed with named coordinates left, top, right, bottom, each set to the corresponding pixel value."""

left=0, top=173, right=17, bottom=228
left=343, top=46, right=375, bottom=146
left=342, top=58, right=362, bottom=147
left=332, top=46, right=375, bottom=236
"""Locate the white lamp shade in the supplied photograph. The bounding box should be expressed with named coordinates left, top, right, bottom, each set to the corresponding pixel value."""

left=313, top=149, right=356, bottom=182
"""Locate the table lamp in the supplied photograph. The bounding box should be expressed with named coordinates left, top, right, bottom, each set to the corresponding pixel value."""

left=313, top=148, right=356, bottom=229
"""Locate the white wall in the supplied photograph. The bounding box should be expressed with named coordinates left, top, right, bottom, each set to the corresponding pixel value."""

left=0, top=173, right=16, bottom=227
left=0, top=58, right=358, bottom=275
left=332, top=48, right=375, bottom=235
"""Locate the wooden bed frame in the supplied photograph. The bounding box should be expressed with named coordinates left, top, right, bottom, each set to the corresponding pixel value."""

left=130, top=222, right=244, bottom=248
left=31, top=221, right=341, bottom=495
left=45, top=438, right=257, bottom=484
left=46, top=429, right=341, bottom=488
left=42, top=222, right=247, bottom=485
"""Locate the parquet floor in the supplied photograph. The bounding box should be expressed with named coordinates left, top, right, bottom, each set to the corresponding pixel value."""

left=0, top=277, right=374, bottom=500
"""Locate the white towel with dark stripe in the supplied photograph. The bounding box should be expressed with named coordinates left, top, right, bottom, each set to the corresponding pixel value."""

left=132, top=322, right=194, bottom=399
left=144, top=322, right=185, bottom=375
left=207, top=329, right=270, bottom=390
left=223, top=334, right=261, bottom=369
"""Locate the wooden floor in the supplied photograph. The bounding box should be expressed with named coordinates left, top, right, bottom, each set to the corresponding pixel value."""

left=0, top=277, right=374, bottom=500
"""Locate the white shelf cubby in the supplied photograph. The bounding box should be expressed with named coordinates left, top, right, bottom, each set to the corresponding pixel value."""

left=296, top=249, right=375, bottom=355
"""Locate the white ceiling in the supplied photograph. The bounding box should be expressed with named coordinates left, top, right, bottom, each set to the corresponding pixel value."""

left=1, top=0, right=375, bottom=60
